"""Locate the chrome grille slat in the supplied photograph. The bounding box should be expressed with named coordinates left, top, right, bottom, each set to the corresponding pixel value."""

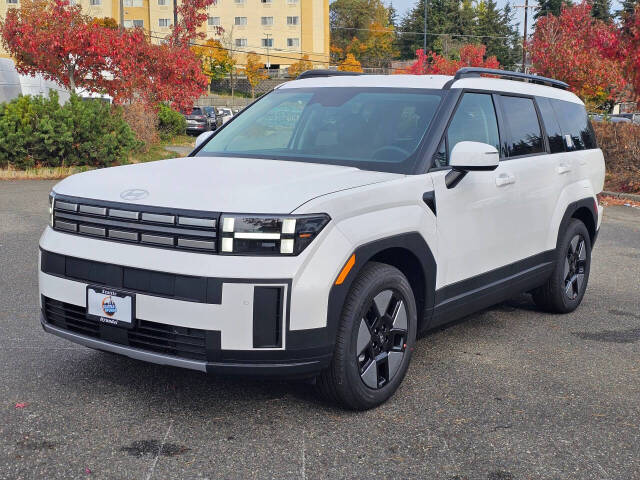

left=52, top=195, right=218, bottom=254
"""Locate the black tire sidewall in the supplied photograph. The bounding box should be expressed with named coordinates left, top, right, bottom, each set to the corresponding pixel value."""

left=554, top=220, right=592, bottom=312
left=340, top=264, right=417, bottom=409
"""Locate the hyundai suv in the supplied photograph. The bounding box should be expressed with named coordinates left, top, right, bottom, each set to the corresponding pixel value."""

left=39, top=68, right=605, bottom=410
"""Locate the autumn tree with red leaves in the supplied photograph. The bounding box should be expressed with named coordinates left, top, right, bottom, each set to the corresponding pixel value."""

left=168, top=0, right=220, bottom=47
left=404, top=44, right=500, bottom=75
left=529, top=2, right=625, bottom=107
left=619, top=5, right=640, bottom=102
left=0, top=0, right=213, bottom=111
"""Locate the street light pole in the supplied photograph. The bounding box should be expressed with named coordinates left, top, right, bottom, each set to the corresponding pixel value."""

left=173, top=0, right=178, bottom=38
left=119, top=0, right=124, bottom=30
left=265, top=33, right=272, bottom=69
left=423, top=0, right=427, bottom=52
left=522, top=0, right=528, bottom=72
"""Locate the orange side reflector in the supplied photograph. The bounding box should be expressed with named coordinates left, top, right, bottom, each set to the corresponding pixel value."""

left=335, top=254, right=356, bottom=285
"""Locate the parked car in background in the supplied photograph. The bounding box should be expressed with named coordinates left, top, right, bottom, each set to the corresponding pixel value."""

left=202, top=106, right=222, bottom=129
left=217, top=107, right=234, bottom=124
left=589, top=113, right=632, bottom=124
left=183, top=107, right=217, bottom=133
left=610, top=113, right=640, bottom=125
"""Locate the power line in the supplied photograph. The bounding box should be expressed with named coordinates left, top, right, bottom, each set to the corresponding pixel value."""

left=331, top=25, right=514, bottom=40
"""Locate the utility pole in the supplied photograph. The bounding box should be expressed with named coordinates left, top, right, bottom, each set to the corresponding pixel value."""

left=173, top=0, right=178, bottom=37
left=515, top=1, right=537, bottom=73
left=119, top=0, right=124, bottom=30
left=423, top=0, right=428, bottom=52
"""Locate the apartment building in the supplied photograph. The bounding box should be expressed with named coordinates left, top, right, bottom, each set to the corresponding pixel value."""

left=0, top=0, right=330, bottom=69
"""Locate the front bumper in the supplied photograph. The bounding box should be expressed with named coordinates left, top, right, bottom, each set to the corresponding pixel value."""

left=40, top=313, right=330, bottom=376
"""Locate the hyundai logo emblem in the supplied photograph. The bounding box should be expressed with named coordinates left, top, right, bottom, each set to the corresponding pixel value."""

left=120, top=189, right=149, bottom=201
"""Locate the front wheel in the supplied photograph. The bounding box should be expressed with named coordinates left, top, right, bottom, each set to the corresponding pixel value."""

left=317, top=262, right=417, bottom=410
left=533, top=219, right=592, bottom=313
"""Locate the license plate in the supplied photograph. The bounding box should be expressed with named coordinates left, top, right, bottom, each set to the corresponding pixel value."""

left=86, top=286, right=134, bottom=328
left=187, top=119, right=196, bottom=124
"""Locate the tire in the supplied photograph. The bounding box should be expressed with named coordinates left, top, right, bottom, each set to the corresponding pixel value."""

left=317, top=262, right=417, bottom=410
left=533, top=219, right=592, bottom=313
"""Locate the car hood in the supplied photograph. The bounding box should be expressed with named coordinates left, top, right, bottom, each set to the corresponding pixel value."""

left=53, top=156, right=402, bottom=213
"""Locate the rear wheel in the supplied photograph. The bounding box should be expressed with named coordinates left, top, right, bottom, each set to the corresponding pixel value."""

left=533, top=219, right=591, bottom=313
left=317, top=262, right=417, bottom=410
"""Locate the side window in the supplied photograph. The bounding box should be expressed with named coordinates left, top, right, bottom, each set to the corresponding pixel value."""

left=551, top=99, right=596, bottom=151
left=537, top=97, right=565, bottom=154
left=500, top=96, right=545, bottom=157
left=445, top=93, right=500, bottom=163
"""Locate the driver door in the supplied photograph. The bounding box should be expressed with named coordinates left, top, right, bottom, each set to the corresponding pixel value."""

left=431, top=92, right=521, bottom=301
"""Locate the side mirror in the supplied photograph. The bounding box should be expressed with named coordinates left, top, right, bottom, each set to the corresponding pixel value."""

left=194, top=130, right=215, bottom=149
left=446, top=141, right=499, bottom=189
left=450, top=141, right=499, bottom=171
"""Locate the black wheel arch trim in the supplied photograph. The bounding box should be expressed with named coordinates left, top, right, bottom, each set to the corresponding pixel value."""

left=557, top=197, right=598, bottom=247
left=327, top=232, right=437, bottom=347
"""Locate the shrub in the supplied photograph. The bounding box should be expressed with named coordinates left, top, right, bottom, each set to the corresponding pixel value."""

left=122, top=102, right=159, bottom=148
left=593, top=121, right=640, bottom=194
left=0, top=92, right=140, bottom=170
left=157, top=103, right=186, bottom=140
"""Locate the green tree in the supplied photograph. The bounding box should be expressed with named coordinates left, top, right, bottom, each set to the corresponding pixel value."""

left=475, top=0, right=521, bottom=69
left=590, top=0, right=612, bottom=21
left=330, top=0, right=390, bottom=55
left=397, top=0, right=459, bottom=58
left=534, top=0, right=572, bottom=21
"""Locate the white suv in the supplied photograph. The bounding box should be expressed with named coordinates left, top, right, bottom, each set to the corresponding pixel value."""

left=39, top=68, right=604, bottom=409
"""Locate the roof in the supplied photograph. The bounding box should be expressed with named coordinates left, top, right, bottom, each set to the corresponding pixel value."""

left=279, top=73, right=583, bottom=105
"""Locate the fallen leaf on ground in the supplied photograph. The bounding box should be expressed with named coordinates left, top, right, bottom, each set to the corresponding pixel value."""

left=15, top=403, right=28, bottom=409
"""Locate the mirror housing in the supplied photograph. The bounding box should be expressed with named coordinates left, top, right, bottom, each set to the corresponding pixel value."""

left=449, top=141, right=499, bottom=171
left=194, top=130, right=215, bottom=149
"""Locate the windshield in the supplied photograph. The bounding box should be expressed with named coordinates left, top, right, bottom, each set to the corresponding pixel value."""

left=196, top=87, right=443, bottom=173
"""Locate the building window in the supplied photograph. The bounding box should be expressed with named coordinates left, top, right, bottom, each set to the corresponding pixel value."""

left=90, top=0, right=101, bottom=5
left=287, top=16, right=299, bottom=25
left=261, top=0, right=272, bottom=3
left=158, top=18, right=171, bottom=27
left=123, top=0, right=143, bottom=6
left=208, top=16, right=220, bottom=26
left=235, top=38, right=248, bottom=47
left=261, top=16, right=273, bottom=26
left=287, top=0, right=298, bottom=3
left=6, top=0, right=19, bottom=4
left=287, top=38, right=299, bottom=48
left=234, top=0, right=246, bottom=4
left=158, top=0, right=167, bottom=5
left=234, top=16, right=247, bottom=26
left=262, top=38, right=273, bottom=47
left=124, top=19, right=144, bottom=28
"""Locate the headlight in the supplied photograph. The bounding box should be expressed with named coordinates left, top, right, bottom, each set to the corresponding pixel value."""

left=48, top=192, right=55, bottom=228
left=219, top=213, right=330, bottom=255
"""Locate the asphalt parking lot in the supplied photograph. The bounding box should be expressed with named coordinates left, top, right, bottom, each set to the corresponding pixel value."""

left=1, top=180, right=639, bottom=480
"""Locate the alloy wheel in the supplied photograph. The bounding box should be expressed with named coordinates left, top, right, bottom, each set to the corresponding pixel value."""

left=564, top=234, right=587, bottom=300
left=356, top=289, right=408, bottom=389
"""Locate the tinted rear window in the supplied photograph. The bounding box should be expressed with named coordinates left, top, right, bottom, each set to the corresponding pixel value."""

left=537, top=97, right=565, bottom=154
left=500, top=96, right=545, bottom=157
left=551, top=100, right=597, bottom=150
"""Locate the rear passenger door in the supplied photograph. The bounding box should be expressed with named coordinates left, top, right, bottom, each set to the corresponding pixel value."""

left=495, top=94, right=557, bottom=261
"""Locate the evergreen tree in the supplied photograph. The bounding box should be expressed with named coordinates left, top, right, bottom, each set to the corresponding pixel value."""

left=475, top=0, right=520, bottom=68
left=534, top=0, right=570, bottom=20
left=617, top=0, right=639, bottom=32
left=590, top=0, right=612, bottom=21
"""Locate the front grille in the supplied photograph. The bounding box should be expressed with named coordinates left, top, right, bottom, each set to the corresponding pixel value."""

left=43, top=297, right=208, bottom=361
left=52, top=195, right=218, bottom=254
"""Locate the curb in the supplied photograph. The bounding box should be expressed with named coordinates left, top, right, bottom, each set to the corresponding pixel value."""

left=600, top=191, right=640, bottom=202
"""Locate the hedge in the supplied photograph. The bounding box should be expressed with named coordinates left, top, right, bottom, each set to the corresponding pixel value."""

left=0, top=92, right=140, bottom=170
left=593, top=122, right=640, bottom=194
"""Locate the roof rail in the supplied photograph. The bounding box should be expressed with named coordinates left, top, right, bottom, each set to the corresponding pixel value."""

left=449, top=67, right=569, bottom=90
left=297, top=70, right=362, bottom=80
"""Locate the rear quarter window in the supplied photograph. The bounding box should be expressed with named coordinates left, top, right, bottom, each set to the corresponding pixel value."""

left=536, top=97, right=565, bottom=154
left=550, top=99, right=597, bottom=150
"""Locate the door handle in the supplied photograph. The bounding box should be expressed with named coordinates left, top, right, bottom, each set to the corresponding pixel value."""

left=557, top=163, right=571, bottom=174
left=495, top=173, right=515, bottom=187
